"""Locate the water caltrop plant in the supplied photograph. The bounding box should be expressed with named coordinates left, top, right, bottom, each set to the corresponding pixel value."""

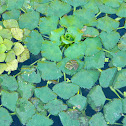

left=0, top=0, right=126, bottom=126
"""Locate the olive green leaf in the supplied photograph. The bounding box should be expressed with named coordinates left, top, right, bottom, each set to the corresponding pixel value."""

left=39, top=16, right=59, bottom=34
left=112, top=69, right=126, bottom=89
left=19, top=10, right=39, bottom=30
left=0, top=107, right=13, bottom=126
left=53, top=81, right=79, bottom=99
left=13, top=42, right=24, bottom=56
left=99, top=68, right=117, bottom=88
left=44, top=99, right=67, bottom=115
left=46, top=0, right=71, bottom=17
left=37, top=61, right=62, bottom=80
left=20, top=66, right=41, bottom=83
left=67, top=94, right=87, bottom=111
left=3, top=19, right=19, bottom=28
left=84, top=51, right=105, bottom=69
left=5, top=59, right=18, bottom=72
left=62, top=0, right=89, bottom=7
left=100, top=31, right=120, bottom=50
left=88, top=112, right=107, bottom=126
left=11, top=28, right=23, bottom=40
left=71, top=69, right=99, bottom=89
left=87, top=85, right=106, bottom=111
left=2, top=9, right=20, bottom=20
left=83, top=37, right=102, bottom=56
left=41, top=41, right=62, bottom=62
left=25, top=30, right=44, bottom=55
left=0, top=74, right=18, bottom=91
left=0, top=63, right=7, bottom=74
left=26, top=114, right=54, bottom=126
left=0, top=44, right=7, bottom=53
left=0, top=29, right=12, bottom=39
left=16, top=98, right=36, bottom=125
left=97, top=15, right=119, bottom=32
left=1, top=90, right=18, bottom=111
left=35, top=86, right=57, bottom=103
left=118, top=33, right=126, bottom=51
left=103, top=99, right=123, bottom=124
left=17, top=47, right=30, bottom=62
left=5, top=50, right=15, bottom=62
left=17, top=76, right=35, bottom=99
left=3, top=39, right=13, bottom=51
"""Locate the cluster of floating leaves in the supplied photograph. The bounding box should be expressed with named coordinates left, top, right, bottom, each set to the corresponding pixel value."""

left=0, top=0, right=126, bottom=126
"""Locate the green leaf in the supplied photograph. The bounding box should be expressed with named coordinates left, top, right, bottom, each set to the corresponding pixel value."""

left=20, top=66, right=41, bottom=83
left=60, top=15, right=83, bottom=29
left=11, top=28, right=23, bottom=40
left=1, top=90, right=18, bottom=111
left=73, top=8, right=97, bottom=26
left=62, top=0, right=89, bottom=7
left=0, top=74, right=18, bottom=91
left=19, top=11, right=39, bottom=30
left=102, top=0, right=123, bottom=8
left=6, top=0, right=24, bottom=10
left=99, top=31, right=120, bottom=50
left=71, top=69, right=99, bottom=89
left=83, top=37, right=102, bottom=56
left=116, top=3, right=126, bottom=17
left=0, top=35, right=3, bottom=44
left=53, top=81, right=79, bottom=99
left=87, top=85, right=106, bottom=111
left=0, top=29, right=12, bottom=39
left=57, top=58, right=84, bottom=75
left=3, top=19, right=19, bottom=28
left=35, top=86, right=57, bottom=103
left=122, top=117, right=126, bottom=126
left=0, top=107, right=13, bottom=126
left=0, top=5, right=7, bottom=14
left=16, top=98, right=36, bottom=125
left=37, top=61, right=62, bottom=80
left=99, top=68, right=117, bottom=88
left=41, top=41, right=62, bottom=62
left=111, top=51, right=126, bottom=67
left=64, top=42, right=85, bottom=59
left=39, top=16, right=59, bottom=34
left=83, top=26, right=99, bottom=37
left=118, top=33, right=126, bottom=51
left=59, top=111, right=80, bottom=126
left=112, top=69, right=126, bottom=89
left=5, top=50, right=15, bottom=62
left=50, top=28, right=64, bottom=45
left=44, top=99, right=67, bottom=115
left=25, top=30, right=43, bottom=55
left=2, top=9, right=20, bottom=20
left=97, top=15, right=119, bottom=32
left=26, top=114, right=53, bottom=126
left=84, top=51, right=105, bottom=69
left=67, top=94, right=87, bottom=111
left=103, top=99, right=123, bottom=124
left=88, top=112, right=107, bottom=126
left=17, top=76, right=35, bottom=99
left=46, top=0, right=71, bottom=17
left=122, top=98, right=126, bottom=113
